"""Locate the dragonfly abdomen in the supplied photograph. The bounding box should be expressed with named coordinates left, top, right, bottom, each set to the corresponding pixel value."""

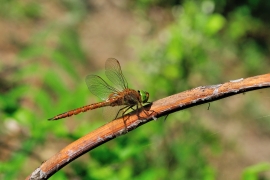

left=48, top=101, right=110, bottom=120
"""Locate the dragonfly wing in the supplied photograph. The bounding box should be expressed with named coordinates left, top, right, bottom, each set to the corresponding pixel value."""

left=105, top=58, right=128, bottom=90
left=85, top=75, right=118, bottom=100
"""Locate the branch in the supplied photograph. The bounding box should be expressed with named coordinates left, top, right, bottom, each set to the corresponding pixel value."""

left=26, top=73, right=270, bottom=180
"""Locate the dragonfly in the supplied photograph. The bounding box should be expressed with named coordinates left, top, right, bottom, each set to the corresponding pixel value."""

left=48, top=58, right=150, bottom=124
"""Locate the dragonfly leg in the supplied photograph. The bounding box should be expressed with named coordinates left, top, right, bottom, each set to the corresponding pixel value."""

left=114, top=106, right=130, bottom=120
left=118, top=103, right=157, bottom=132
left=120, top=105, right=136, bottom=133
left=133, top=104, right=145, bottom=120
left=137, top=102, right=155, bottom=119
left=141, top=102, right=158, bottom=120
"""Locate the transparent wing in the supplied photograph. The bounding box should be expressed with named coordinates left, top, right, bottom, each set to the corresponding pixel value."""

left=105, top=58, right=128, bottom=91
left=85, top=75, right=118, bottom=100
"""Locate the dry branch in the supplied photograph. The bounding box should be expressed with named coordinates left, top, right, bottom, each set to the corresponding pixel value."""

left=26, top=73, right=270, bottom=180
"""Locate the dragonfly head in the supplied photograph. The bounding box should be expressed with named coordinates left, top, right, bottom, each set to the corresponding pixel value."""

left=138, top=90, right=149, bottom=103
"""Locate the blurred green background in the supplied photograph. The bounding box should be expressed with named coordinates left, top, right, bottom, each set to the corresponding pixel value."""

left=1, top=0, right=270, bottom=179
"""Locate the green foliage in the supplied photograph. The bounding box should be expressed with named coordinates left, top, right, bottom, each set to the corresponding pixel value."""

left=1, top=0, right=270, bottom=179
left=0, top=0, right=41, bottom=20
left=242, top=163, right=270, bottom=180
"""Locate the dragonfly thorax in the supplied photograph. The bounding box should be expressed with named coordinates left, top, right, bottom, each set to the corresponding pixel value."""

left=107, top=89, right=149, bottom=107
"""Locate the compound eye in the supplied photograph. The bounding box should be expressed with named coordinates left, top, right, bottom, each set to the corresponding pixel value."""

left=138, top=90, right=149, bottom=103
